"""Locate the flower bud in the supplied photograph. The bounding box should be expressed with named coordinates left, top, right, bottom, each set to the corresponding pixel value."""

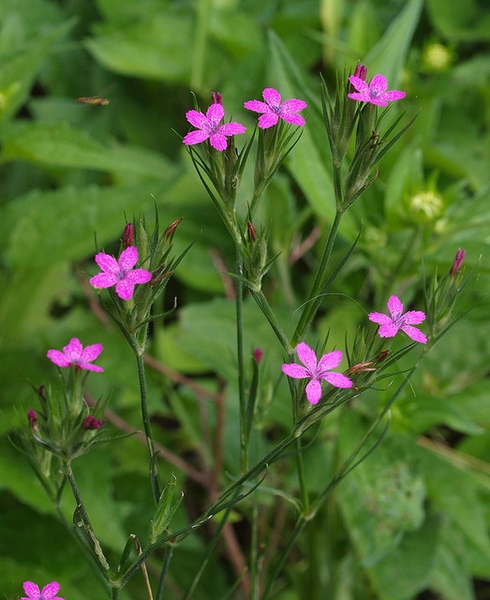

left=83, top=415, right=104, bottom=430
left=211, top=91, right=222, bottom=105
left=253, top=348, right=263, bottom=364
left=449, top=248, right=466, bottom=277
left=27, top=408, right=38, bottom=429
left=122, top=223, right=135, bottom=249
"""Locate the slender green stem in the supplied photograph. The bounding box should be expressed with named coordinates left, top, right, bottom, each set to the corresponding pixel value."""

left=250, top=289, right=292, bottom=354
left=63, top=462, right=112, bottom=580
left=295, top=437, right=309, bottom=514
left=250, top=501, right=259, bottom=600
left=262, top=516, right=308, bottom=600
left=291, top=209, right=344, bottom=346
left=135, top=351, right=160, bottom=504
left=236, top=251, right=248, bottom=473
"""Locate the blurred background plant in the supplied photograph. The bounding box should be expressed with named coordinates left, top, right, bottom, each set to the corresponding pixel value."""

left=1, top=0, right=489, bottom=599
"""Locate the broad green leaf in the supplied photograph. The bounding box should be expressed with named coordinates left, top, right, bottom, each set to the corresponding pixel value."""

left=266, top=31, right=358, bottom=239
left=86, top=12, right=193, bottom=82
left=0, top=122, right=176, bottom=181
left=364, top=0, right=423, bottom=87
left=0, top=181, right=179, bottom=269
left=0, top=19, right=74, bottom=122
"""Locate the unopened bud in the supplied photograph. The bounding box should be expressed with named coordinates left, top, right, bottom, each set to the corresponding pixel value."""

left=212, top=92, right=222, bottom=105
left=83, top=415, right=104, bottom=430
left=449, top=248, right=465, bottom=277
left=122, top=223, right=135, bottom=248
left=27, top=408, right=38, bottom=428
left=165, top=217, right=184, bottom=240
left=247, top=221, right=257, bottom=242
left=253, top=348, right=263, bottom=364
left=353, top=64, right=367, bottom=81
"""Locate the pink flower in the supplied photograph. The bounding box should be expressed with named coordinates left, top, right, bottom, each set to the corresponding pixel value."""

left=183, top=102, right=246, bottom=151
left=348, top=74, right=405, bottom=106
left=368, top=296, right=427, bottom=344
left=21, top=581, right=64, bottom=600
left=244, top=88, right=307, bottom=129
left=282, top=342, right=353, bottom=405
left=90, top=246, right=152, bottom=300
left=47, top=338, right=104, bottom=372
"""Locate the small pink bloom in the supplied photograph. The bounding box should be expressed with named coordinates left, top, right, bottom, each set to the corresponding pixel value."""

left=282, top=342, right=353, bottom=405
left=183, top=102, right=246, bottom=151
left=90, top=246, right=152, bottom=300
left=83, top=415, right=104, bottom=429
left=21, top=581, right=64, bottom=600
left=47, top=338, right=104, bottom=372
left=369, top=296, right=427, bottom=344
left=348, top=74, right=405, bottom=106
left=244, top=88, right=307, bottom=129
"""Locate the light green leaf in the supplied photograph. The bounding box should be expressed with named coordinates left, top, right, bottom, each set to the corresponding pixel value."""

left=364, top=0, right=423, bottom=87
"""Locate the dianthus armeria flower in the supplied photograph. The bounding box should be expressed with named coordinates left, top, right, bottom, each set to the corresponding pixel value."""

left=348, top=74, right=405, bottom=106
left=21, top=581, right=64, bottom=600
left=369, top=296, right=427, bottom=344
left=282, top=342, right=353, bottom=405
left=183, top=101, right=246, bottom=151
left=244, top=88, right=307, bottom=129
left=90, top=246, right=152, bottom=300
left=47, top=338, right=104, bottom=372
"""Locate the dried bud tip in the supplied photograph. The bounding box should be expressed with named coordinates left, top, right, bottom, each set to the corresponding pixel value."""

left=449, top=248, right=466, bottom=277
left=247, top=221, right=257, bottom=242
left=122, top=223, right=135, bottom=248
left=83, top=415, right=104, bottom=430
left=165, top=217, right=185, bottom=240
left=212, top=92, right=223, bottom=105
left=376, top=350, right=389, bottom=363
left=253, top=348, right=263, bottom=364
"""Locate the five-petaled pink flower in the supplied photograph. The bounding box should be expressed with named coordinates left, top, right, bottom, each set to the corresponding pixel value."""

left=282, top=342, right=353, bottom=405
left=244, top=88, right=307, bottom=129
left=183, top=102, right=246, bottom=151
left=368, top=296, right=427, bottom=344
left=47, top=338, right=104, bottom=372
left=348, top=74, right=405, bottom=106
left=90, top=246, right=152, bottom=300
left=21, top=580, right=64, bottom=600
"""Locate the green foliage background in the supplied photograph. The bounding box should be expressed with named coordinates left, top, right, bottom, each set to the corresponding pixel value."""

left=0, top=0, right=489, bottom=598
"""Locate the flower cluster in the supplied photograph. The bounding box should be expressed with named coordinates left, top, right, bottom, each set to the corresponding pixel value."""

left=182, top=87, right=307, bottom=152
left=282, top=296, right=426, bottom=405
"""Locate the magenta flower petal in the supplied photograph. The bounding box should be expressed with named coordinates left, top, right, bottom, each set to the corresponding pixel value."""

left=296, top=342, right=318, bottom=372
left=185, top=109, right=209, bottom=129
left=118, top=246, right=139, bottom=271
left=317, top=349, right=343, bottom=372
left=322, top=372, right=354, bottom=388
left=282, top=342, right=352, bottom=405
left=258, top=113, right=279, bottom=129
left=281, top=363, right=310, bottom=379
left=401, top=325, right=427, bottom=344
left=305, top=379, right=322, bottom=405
left=369, top=295, right=427, bottom=344
left=90, top=247, right=151, bottom=300
left=94, top=252, right=119, bottom=273
left=244, top=87, right=307, bottom=129
left=209, top=133, right=228, bottom=151
left=46, top=349, right=72, bottom=368
left=22, top=581, right=64, bottom=600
